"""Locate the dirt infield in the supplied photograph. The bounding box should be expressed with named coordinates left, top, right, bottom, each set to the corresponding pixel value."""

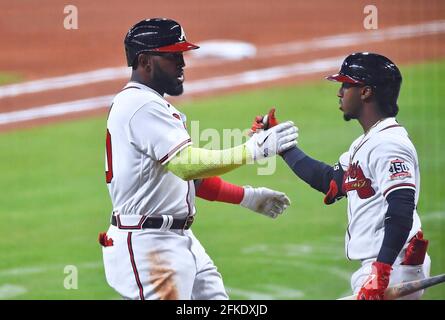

left=0, top=0, right=444, bottom=131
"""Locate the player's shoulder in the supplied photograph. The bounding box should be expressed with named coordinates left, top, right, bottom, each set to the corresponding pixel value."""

left=370, top=121, right=416, bottom=155
left=109, top=82, right=172, bottom=120
left=376, top=121, right=412, bottom=143
left=114, top=83, right=166, bottom=107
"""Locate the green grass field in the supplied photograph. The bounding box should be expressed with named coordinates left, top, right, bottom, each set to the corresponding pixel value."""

left=0, top=60, right=444, bottom=300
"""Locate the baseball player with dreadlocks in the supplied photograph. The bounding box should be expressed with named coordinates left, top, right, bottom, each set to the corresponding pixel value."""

left=98, top=18, right=298, bottom=300
left=253, top=53, right=431, bottom=300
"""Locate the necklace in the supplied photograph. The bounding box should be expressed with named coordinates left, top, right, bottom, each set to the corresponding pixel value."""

left=349, top=118, right=387, bottom=164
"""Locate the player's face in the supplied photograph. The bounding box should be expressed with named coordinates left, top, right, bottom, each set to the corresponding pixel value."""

left=151, top=52, right=185, bottom=96
left=337, top=83, right=364, bottom=121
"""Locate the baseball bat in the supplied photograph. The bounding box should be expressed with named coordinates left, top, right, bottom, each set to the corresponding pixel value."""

left=338, top=273, right=445, bottom=300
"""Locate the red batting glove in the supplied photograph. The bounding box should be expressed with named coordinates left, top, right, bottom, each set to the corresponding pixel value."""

left=357, top=261, right=392, bottom=300
left=251, top=115, right=265, bottom=132
left=263, top=108, right=279, bottom=129
left=249, top=108, right=280, bottom=136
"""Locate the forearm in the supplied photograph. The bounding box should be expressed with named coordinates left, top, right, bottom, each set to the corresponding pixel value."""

left=195, top=176, right=244, bottom=204
left=195, top=176, right=290, bottom=219
left=281, top=146, right=334, bottom=193
left=377, top=189, right=415, bottom=265
left=166, top=145, right=248, bottom=180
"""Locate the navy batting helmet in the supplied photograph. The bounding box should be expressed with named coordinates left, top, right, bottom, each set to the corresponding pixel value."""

left=124, top=18, right=199, bottom=67
left=326, top=52, right=402, bottom=87
left=326, top=52, right=402, bottom=116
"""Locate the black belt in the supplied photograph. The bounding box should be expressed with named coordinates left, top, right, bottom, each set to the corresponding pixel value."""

left=111, top=215, right=194, bottom=230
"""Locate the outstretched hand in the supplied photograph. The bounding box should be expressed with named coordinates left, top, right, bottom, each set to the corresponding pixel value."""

left=249, top=108, right=280, bottom=136
left=240, top=186, right=291, bottom=218
left=245, top=121, right=298, bottom=161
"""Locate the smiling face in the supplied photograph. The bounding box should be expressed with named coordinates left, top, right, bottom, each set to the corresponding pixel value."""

left=337, top=82, right=366, bottom=121
left=150, top=52, right=186, bottom=96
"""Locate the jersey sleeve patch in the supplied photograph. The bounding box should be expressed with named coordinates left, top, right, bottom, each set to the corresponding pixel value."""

left=388, top=159, right=412, bottom=180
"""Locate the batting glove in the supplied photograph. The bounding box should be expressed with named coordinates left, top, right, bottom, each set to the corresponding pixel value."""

left=357, top=261, right=392, bottom=300
left=245, top=121, right=298, bottom=161
left=240, top=186, right=291, bottom=218
left=249, top=108, right=280, bottom=136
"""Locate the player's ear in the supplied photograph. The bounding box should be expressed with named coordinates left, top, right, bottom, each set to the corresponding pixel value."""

left=137, top=53, right=152, bottom=72
left=360, top=86, right=373, bottom=100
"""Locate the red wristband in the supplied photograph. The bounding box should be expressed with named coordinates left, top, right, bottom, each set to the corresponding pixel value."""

left=196, top=176, right=244, bottom=204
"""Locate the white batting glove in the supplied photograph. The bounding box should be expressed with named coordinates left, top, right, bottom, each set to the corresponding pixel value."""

left=240, top=186, right=291, bottom=218
left=245, top=121, right=298, bottom=161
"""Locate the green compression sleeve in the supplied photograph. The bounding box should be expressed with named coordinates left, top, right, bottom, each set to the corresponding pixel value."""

left=166, top=144, right=249, bottom=180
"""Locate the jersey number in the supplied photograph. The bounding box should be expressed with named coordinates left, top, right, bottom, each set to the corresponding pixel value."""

left=105, top=129, right=113, bottom=183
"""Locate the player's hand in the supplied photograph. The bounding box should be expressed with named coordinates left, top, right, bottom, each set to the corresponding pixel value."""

left=357, top=261, right=392, bottom=300
left=240, top=186, right=291, bottom=218
left=245, top=121, right=298, bottom=161
left=249, top=108, right=280, bottom=136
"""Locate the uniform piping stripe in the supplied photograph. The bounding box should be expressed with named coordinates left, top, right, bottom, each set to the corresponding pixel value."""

left=127, top=232, right=145, bottom=300
left=159, top=138, right=192, bottom=164
left=351, top=138, right=370, bottom=161
left=120, top=86, right=142, bottom=92
left=379, top=124, right=402, bottom=132
left=383, top=183, right=416, bottom=197
left=185, top=181, right=191, bottom=218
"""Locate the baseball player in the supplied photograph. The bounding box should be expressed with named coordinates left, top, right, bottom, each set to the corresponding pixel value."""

left=252, top=53, right=431, bottom=300
left=99, top=18, right=298, bottom=300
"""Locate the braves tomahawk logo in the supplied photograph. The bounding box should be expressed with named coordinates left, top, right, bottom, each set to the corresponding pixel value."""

left=343, top=161, right=376, bottom=199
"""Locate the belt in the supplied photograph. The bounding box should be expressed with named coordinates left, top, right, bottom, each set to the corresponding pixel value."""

left=111, top=214, right=194, bottom=230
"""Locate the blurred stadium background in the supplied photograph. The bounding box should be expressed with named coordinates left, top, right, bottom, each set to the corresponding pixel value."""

left=0, top=0, right=443, bottom=299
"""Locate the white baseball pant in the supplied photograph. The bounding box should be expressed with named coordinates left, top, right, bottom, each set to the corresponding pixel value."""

left=102, top=225, right=228, bottom=300
left=351, top=252, right=431, bottom=300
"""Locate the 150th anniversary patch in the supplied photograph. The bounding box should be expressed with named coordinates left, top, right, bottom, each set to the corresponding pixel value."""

left=389, top=159, right=412, bottom=180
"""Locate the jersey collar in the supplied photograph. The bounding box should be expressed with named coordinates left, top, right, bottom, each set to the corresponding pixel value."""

left=350, top=117, right=398, bottom=161
left=367, top=117, right=398, bottom=137
left=124, top=81, right=164, bottom=98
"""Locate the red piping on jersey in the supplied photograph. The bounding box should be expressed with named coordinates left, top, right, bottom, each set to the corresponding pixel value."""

left=185, top=180, right=192, bottom=217
left=105, top=129, right=113, bottom=183
left=350, top=138, right=370, bottom=161
left=379, top=124, right=402, bottom=132
left=159, top=138, right=192, bottom=164
left=120, top=86, right=142, bottom=92
left=127, top=232, right=145, bottom=300
left=351, top=124, right=403, bottom=161
left=383, top=183, right=416, bottom=197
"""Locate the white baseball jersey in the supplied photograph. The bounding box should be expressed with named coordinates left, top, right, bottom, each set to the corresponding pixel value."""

left=105, top=81, right=195, bottom=217
left=102, top=82, right=228, bottom=300
left=339, top=117, right=422, bottom=261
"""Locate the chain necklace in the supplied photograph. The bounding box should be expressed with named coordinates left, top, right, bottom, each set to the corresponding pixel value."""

left=350, top=118, right=387, bottom=164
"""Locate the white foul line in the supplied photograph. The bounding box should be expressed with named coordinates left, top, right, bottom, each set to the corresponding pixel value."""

left=0, top=95, right=114, bottom=125
left=0, top=19, right=444, bottom=99
left=259, top=19, right=445, bottom=57
left=0, top=56, right=344, bottom=125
